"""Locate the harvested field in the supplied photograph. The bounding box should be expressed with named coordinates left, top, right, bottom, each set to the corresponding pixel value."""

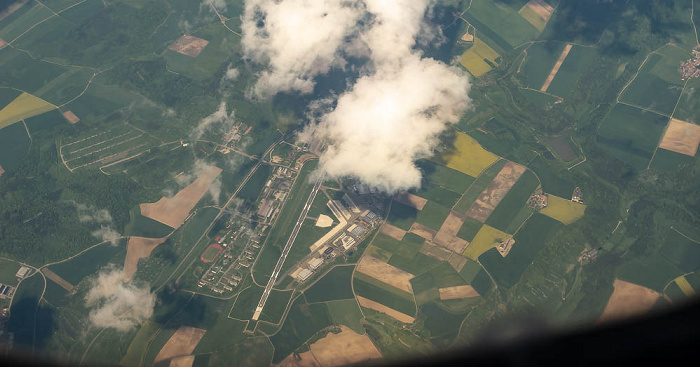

left=380, top=224, right=407, bottom=241
left=168, top=35, right=209, bottom=57
left=0, top=38, right=6, bottom=49
left=409, top=222, right=437, bottom=241
left=62, top=110, right=79, bottom=124
left=357, top=255, right=414, bottom=293
left=436, top=132, right=499, bottom=177
left=446, top=253, right=468, bottom=272
left=541, top=44, right=572, bottom=93
left=394, top=192, right=427, bottom=210
left=466, top=161, right=526, bottom=222
left=420, top=242, right=452, bottom=262
left=170, top=355, right=195, bottom=367
left=599, top=279, right=660, bottom=322
left=658, top=118, right=700, bottom=156
left=459, top=38, right=501, bottom=77
left=0, top=165, right=4, bottom=176
left=123, top=236, right=167, bottom=281
left=434, top=211, right=469, bottom=253
left=356, top=296, right=415, bottom=323
left=439, top=285, right=479, bottom=300
left=519, top=0, right=553, bottom=31
left=280, top=326, right=382, bottom=367
left=154, top=326, right=206, bottom=364
left=0, top=0, right=28, bottom=22
left=41, top=267, right=74, bottom=292
left=140, top=165, right=222, bottom=228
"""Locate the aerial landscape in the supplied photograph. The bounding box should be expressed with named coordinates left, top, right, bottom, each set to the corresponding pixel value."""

left=0, top=0, right=699, bottom=366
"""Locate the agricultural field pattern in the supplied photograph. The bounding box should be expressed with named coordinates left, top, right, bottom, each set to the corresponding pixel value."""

left=0, top=0, right=699, bottom=366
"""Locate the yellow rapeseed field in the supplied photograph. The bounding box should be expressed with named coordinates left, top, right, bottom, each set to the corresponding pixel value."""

left=540, top=195, right=586, bottom=225
left=459, top=38, right=501, bottom=77
left=674, top=276, right=696, bottom=296
left=0, top=92, right=56, bottom=129
left=436, top=131, right=499, bottom=178
left=463, top=224, right=510, bottom=260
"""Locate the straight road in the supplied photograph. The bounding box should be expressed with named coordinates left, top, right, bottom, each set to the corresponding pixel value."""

left=252, top=176, right=323, bottom=320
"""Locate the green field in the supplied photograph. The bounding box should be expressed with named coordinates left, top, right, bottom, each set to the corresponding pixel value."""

left=484, top=169, right=539, bottom=231
left=23, top=110, right=67, bottom=134
left=465, top=0, right=539, bottom=49
left=0, top=88, right=21, bottom=108
left=459, top=260, right=483, bottom=284
left=124, top=206, right=175, bottom=238
left=120, top=321, right=162, bottom=367
left=528, top=157, right=576, bottom=198
left=0, top=2, right=54, bottom=42
left=673, top=78, right=700, bottom=123
left=480, top=213, right=564, bottom=288
left=519, top=42, right=567, bottom=89
left=163, top=23, right=237, bottom=81
left=386, top=200, right=419, bottom=231
left=260, top=289, right=294, bottom=324
left=546, top=46, right=598, bottom=99
left=387, top=252, right=441, bottom=276
left=327, top=299, right=365, bottom=334
left=236, top=164, right=271, bottom=203
left=7, top=273, right=46, bottom=350
left=353, top=272, right=416, bottom=316
left=454, top=159, right=507, bottom=213
left=597, top=103, right=669, bottom=170
left=649, top=148, right=695, bottom=171
left=410, top=271, right=440, bottom=305
left=0, top=259, right=21, bottom=286
left=304, top=265, right=355, bottom=303
left=620, top=46, right=689, bottom=115
left=617, top=255, right=683, bottom=293
left=393, top=233, right=424, bottom=259
left=269, top=296, right=332, bottom=363
left=49, top=242, right=124, bottom=285
left=0, top=92, right=55, bottom=129
left=520, top=88, right=562, bottom=109
left=421, top=302, right=468, bottom=339
left=414, top=201, right=452, bottom=231
left=456, top=217, right=483, bottom=242
left=660, top=229, right=700, bottom=273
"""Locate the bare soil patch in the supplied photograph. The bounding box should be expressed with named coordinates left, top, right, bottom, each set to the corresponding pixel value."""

left=394, top=192, right=428, bottom=211
left=154, top=326, right=206, bottom=364
left=123, top=236, right=167, bottom=281
left=280, top=326, right=382, bottom=367
left=525, top=0, right=554, bottom=21
left=168, top=35, right=209, bottom=57
left=315, top=214, right=333, bottom=228
left=541, top=44, right=572, bottom=92
left=41, top=267, right=74, bottom=292
left=357, top=255, right=414, bottom=291
left=419, top=241, right=452, bottom=261
left=0, top=165, right=4, bottom=177
left=0, top=38, right=6, bottom=49
left=0, top=0, right=28, bottom=22
left=439, top=285, right=479, bottom=300
left=408, top=222, right=437, bottom=241
left=380, top=223, right=407, bottom=241
left=169, top=355, right=195, bottom=367
left=466, top=162, right=526, bottom=222
left=599, top=279, right=660, bottom=323
left=140, top=165, right=222, bottom=229
left=446, top=253, right=468, bottom=272
left=62, top=110, right=79, bottom=124
left=434, top=211, right=469, bottom=253
left=658, top=118, right=700, bottom=156
left=356, top=296, right=415, bottom=323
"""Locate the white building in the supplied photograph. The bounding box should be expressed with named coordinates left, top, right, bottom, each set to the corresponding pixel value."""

left=297, top=269, right=313, bottom=282
left=308, top=258, right=323, bottom=270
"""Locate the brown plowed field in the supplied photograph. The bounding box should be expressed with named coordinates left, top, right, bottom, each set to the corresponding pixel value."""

left=140, top=165, right=222, bottom=229
left=599, top=279, right=660, bottom=322
left=439, top=285, right=479, bottom=300
left=658, top=118, right=700, bottom=156
left=380, top=223, right=407, bottom=241
left=466, top=162, right=526, bottom=222
left=168, top=35, right=209, bottom=57
left=154, top=326, right=206, bottom=364
left=394, top=192, right=428, bottom=211
left=123, top=236, right=167, bottom=281
left=280, top=326, right=382, bottom=367
left=409, top=222, right=437, bottom=241
left=357, top=255, right=414, bottom=292
left=356, top=296, right=415, bottom=324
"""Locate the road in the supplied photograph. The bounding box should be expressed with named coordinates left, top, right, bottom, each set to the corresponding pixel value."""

left=252, top=176, right=324, bottom=320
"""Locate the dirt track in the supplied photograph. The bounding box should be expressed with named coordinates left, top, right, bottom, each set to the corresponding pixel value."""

left=541, top=44, right=573, bottom=92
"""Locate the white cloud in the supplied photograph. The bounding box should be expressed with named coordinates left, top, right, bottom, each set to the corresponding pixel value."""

left=191, top=101, right=236, bottom=141
left=92, top=226, right=122, bottom=246
left=74, top=203, right=123, bottom=244
left=241, top=0, right=364, bottom=98
left=85, top=267, right=156, bottom=332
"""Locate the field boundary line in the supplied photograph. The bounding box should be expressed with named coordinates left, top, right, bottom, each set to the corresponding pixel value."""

left=693, top=0, right=699, bottom=46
